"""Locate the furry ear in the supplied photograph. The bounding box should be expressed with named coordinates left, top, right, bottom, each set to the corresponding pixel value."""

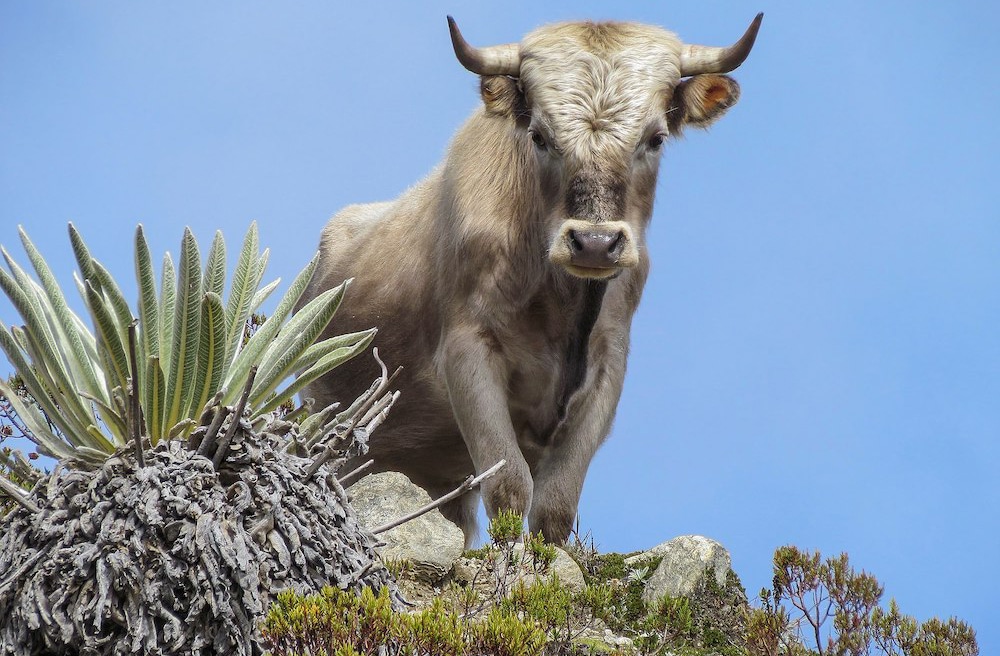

left=668, top=74, right=741, bottom=134
left=480, top=75, right=527, bottom=119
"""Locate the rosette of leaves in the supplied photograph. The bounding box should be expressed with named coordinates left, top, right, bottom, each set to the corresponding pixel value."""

left=0, top=224, right=402, bottom=655
left=0, top=222, right=373, bottom=464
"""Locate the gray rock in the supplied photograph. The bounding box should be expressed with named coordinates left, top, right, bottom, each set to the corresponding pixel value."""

left=451, top=556, right=482, bottom=585
left=348, top=471, right=464, bottom=583
left=511, top=543, right=587, bottom=592
left=635, top=535, right=732, bottom=605
left=452, top=543, right=587, bottom=592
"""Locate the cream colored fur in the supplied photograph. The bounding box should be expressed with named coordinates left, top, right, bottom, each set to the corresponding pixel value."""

left=299, top=19, right=748, bottom=545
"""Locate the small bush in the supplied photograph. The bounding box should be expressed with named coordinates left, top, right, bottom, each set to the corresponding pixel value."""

left=262, top=585, right=547, bottom=656
left=745, top=546, right=978, bottom=656
left=634, top=594, right=695, bottom=654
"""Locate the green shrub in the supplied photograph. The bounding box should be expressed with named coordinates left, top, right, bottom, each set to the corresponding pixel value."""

left=489, top=507, right=526, bottom=544
left=262, top=585, right=546, bottom=656
left=746, top=546, right=978, bottom=656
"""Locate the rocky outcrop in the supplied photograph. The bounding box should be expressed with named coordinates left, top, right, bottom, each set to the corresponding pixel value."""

left=628, top=534, right=732, bottom=605
left=347, top=470, right=748, bottom=655
left=348, top=471, right=465, bottom=583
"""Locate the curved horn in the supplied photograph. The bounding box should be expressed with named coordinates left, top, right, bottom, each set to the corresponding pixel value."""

left=680, top=12, right=763, bottom=77
left=447, top=16, right=521, bottom=77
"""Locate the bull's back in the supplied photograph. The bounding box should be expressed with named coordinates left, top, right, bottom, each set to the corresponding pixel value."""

left=310, top=201, right=393, bottom=290
left=300, top=186, right=465, bottom=480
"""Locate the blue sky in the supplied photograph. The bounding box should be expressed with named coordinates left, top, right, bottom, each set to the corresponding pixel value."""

left=2, top=0, right=997, bottom=649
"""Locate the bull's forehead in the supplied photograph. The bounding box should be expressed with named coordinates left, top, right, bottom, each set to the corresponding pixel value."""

left=519, top=22, right=683, bottom=161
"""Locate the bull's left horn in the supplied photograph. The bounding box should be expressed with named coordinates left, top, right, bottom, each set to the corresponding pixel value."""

left=447, top=16, right=521, bottom=77
left=679, top=12, right=763, bottom=76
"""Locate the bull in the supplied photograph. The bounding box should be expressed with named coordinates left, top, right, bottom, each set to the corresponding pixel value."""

left=300, top=14, right=762, bottom=544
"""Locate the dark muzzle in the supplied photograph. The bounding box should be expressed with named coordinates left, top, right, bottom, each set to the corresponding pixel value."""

left=567, top=228, right=626, bottom=269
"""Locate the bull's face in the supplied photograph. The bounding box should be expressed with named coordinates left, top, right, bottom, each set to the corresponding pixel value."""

left=449, top=16, right=760, bottom=280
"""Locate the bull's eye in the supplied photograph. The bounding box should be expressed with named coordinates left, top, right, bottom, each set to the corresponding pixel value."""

left=647, top=133, right=665, bottom=150
left=529, top=129, right=547, bottom=151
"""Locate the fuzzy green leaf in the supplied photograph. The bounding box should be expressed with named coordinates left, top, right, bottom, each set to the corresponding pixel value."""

left=253, top=331, right=374, bottom=417
left=295, top=328, right=377, bottom=372
left=68, top=223, right=99, bottom=295
left=249, top=280, right=348, bottom=408
left=158, top=252, right=176, bottom=370
left=249, top=278, right=280, bottom=314
left=204, top=230, right=226, bottom=299
left=144, top=355, right=165, bottom=443
left=222, top=253, right=318, bottom=405
left=135, top=224, right=162, bottom=418
left=0, top=375, right=73, bottom=460
left=163, top=228, right=202, bottom=431
left=89, top=261, right=134, bottom=343
left=134, top=225, right=159, bottom=363
left=83, top=280, right=130, bottom=419
left=17, top=227, right=104, bottom=401
left=0, top=267, right=101, bottom=442
left=254, top=247, right=271, bottom=292
left=10, top=324, right=101, bottom=443
left=190, top=291, right=227, bottom=420
left=79, top=391, right=128, bottom=441
left=223, top=223, right=260, bottom=368
left=0, top=323, right=102, bottom=452
left=0, top=253, right=64, bottom=377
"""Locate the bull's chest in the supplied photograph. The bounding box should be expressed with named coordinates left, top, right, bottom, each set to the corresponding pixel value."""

left=501, top=280, right=607, bottom=447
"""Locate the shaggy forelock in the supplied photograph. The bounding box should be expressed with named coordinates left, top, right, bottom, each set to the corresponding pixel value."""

left=519, top=21, right=683, bottom=163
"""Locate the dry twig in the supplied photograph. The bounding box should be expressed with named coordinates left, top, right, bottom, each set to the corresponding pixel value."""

left=338, top=459, right=374, bottom=487
left=126, top=322, right=145, bottom=468
left=372, top=459, right=506, bottom=535
left=211, top=366, right=257, bottom=469
left=0, top=476, right=38, bottom=514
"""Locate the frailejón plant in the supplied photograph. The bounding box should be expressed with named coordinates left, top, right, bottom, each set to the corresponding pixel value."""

left=0, top=224, right=400, bottom=655
left=0, top=222, right=373, bottom=467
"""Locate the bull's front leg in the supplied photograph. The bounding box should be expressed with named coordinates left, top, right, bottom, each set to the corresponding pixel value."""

left=528, top=330, right=628, bottom=543
left=440, top=324, right=534, bottom=530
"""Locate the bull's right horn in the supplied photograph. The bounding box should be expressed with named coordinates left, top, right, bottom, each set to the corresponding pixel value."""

left=679, top=12, right=763, bottom=76
left=447, top=16, right=521, bottom=77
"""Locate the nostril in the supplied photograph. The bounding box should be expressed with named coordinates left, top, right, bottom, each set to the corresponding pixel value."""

left=568, top=229, right=583, bottom=253
left=607, top=231, right=624, bottom=254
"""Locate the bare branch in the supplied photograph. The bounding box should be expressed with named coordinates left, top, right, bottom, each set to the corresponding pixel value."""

left=212, top=365, right=257, bottom=469
left=359, top=389, right=398, bottom=428
left=303, top=358, right=402, bottom=481
left=0, top=475, right=39, bottom=514
left=373, top=346, right=388, bottom=381
left=127, top=322, right=145, bottom=468
left=337, top=459, right=374, bottom=487
left=371, top=459, right=506, bottom=535
left=342, top=364, right=402, bottom=436
left=194, top=405, right=230, bottom=456
left=367, top=391, right=398, bottom=432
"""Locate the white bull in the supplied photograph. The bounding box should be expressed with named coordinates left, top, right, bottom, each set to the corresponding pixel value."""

left=300, top=14, right=762, bottom=544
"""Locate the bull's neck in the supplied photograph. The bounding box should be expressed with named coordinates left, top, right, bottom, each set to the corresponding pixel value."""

left=440, top=109, right=551, bottom=302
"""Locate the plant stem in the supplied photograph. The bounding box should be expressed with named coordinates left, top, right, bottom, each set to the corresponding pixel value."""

left=338, top=459, right=374, bottom=487
left=127, top=322, right=145, bottom=468
left=0, top=475, right=39, bottom=514
left=212, top=365, right=257, bottom=469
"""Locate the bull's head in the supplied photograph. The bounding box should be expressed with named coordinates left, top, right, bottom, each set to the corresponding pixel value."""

left=448, top=15, right=762, bottom=279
